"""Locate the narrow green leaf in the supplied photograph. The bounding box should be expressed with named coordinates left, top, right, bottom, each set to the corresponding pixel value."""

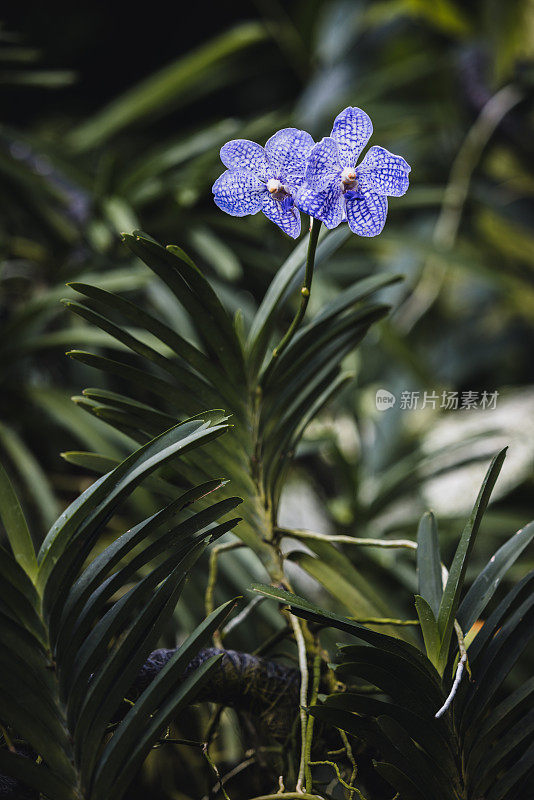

left=416, top=511, right=442, bottom=617
left=304, top=272, right=402, bottom=330
left=262, top=305, right=388, bottom=408
left=377, top=716, right=451, bottom=800
left=462, top=572, right=534, bottom=669
left=0, top=462, right=37, bottom=579
left=289, top=551, right=398, bottom=638
left=373, top=761, right=428, bottom=800
left=59, top=513, right=240, bottom=685
left=335, top=647, right=443, bottom=712
left=75, top=551, right=202, bottom=784
left=104, top=654, right=223, bottom=800
left=251, top=584, right=440, bottom=678
left=469, top=707, right=534, bottom=796
left=0, top=750, right=75, bottom=800
left=63, top=299, right=225, bottom=411
left=457, top=520, right=534, bottom=635
left=466, top=677, right=534, bottom=766
left=270, top=373, right=353, bottom=507
left=309, top=704, right=383, bottom=749
left=485, top=739, right=534, bottom=800
left=323, top=693, right=458, bottom=777
left=91, top=601, right=235, bottom=797
left=124, top=234, right=246, bottom=383
left=60, top=451, right=120, bottom=473
left=66, top=560, right=187, bottom=721
left=57, top=481, right=225, bottom=641
left=247, top=226, right=350, bottom=376
left=38, top=419, right=227, bottom=593
left=67, top=350, right=197, bottom=414
left=0, top=690, right=75, bottom=783
left=414, top=595, right=440, bottom=666
left=0, top=421, right=59, bottom=529
left=437, top=448, right=507, bottom=670
left=461, top=592, right=534, bottom=731
left=43, top=421, right=228, bottom=645
left=68, top=282, right=242, bottom=409
left=0, top=551, right=47, bottom=643
left=264, top=298, right=393, bottom=389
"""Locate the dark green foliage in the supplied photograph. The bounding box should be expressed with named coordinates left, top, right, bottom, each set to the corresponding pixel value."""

left=253, top=452, right=534, bottom=800
left=63, top=230, right=397, bottom=576
left=2, top=3, right=534, bottom=797
left=0, top=416, right=240, bottom=800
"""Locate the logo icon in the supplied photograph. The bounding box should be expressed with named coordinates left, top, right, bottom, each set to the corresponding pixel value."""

left=376, top=389, right=396, bottom=411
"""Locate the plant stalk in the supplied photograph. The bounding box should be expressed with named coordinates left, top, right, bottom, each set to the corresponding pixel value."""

left=270, top=216, right=321, bottom=363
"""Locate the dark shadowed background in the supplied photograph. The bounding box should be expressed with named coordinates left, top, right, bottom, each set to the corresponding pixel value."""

left=1, top=1, right=533, bottom=797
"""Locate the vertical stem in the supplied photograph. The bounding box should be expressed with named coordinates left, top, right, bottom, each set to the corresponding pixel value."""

left=271, top=217, right=322, bottom=362
left=205, top=541, right=243, bottom=646
left=290, top=615, right=309, bottom=793
left=0, top=724, right=15, bottom=753
left=304, top=651, right=321, bottom=792
left=340, top=730, right=358, bottom=800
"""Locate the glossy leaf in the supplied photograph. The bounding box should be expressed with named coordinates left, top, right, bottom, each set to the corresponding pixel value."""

left=416, top=511, right=442, bottom=618
left=457, top=520, right=534, bottom=634
left=0, top=462, right=37, bottom=579
left=437, top=448, right=507, bottom=670
left=414, top=594, right=440, bottom=665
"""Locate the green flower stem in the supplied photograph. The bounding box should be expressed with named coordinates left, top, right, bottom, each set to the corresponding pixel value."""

left=308, top=762, right=367, bottom=800
left=202, top=743, right=231, bottom=800
left=340, top=730, right=359, bottom=800
left=271, top=216, right=322, bottom=362
left=290, top=614, right=309, bottom=792
left=304, top=651, right=322, bottom=792
left=205, top=541, right=244, bottom=646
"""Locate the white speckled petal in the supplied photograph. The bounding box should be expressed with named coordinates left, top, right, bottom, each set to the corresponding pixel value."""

left=358, top=146, right=411, bottom=197
left=296, top=180, right=344, bottom=229
left=219, top=139, right=268, bottom=180
left=264, top=127, right=315, bottom=182
left=304, top=137, right=341, bottom=190
left=261, top=193, right=301, bottom=238
left=331, top=106, right=373, bottom=168
left=345, top=189, right=387, bottom=236
left=212, top=170, right=265, bottom=217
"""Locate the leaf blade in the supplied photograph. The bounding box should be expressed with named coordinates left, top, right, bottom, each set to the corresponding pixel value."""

left=0, top=462, right=37, bottom=580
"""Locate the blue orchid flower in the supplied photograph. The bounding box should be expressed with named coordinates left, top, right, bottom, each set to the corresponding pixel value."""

left=295, top=107, right=411, bottom=236
left=212, top=128, right=315, bottom=238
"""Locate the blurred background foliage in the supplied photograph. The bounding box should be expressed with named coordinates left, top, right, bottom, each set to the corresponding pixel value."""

left=1, top=1, right=534, bottom=797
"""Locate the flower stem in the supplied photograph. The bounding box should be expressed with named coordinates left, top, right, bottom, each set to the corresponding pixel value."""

left=271, top=217, right=321, bottom=362
left=304, top=651, right=322, bottom=792
left=290, top=615, right=309, bottom=793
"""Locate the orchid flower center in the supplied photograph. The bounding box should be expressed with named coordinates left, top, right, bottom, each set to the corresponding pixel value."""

left=267, top=178, right=284, bottom=196
left=341, top=167, right=357, bottom=189
left=267, top=178, right=294, bottom=211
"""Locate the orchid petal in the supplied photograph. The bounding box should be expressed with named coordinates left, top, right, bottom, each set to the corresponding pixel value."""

left=296, top=181, right=344, bottom=230
left=212, top=170, right=265, bottom=217
left=358, top=146, right=411, bottom=197
left=262, top=193, right=301, bottom=238
left=331, top=106, right=373, bottom=168
left=345, top=189, right=387, bottom=237
left=304, top=137, right=341, bottom=190
left=219, top=139, right=268, bottom=180
left=265, top=128, right=314, bottom=182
